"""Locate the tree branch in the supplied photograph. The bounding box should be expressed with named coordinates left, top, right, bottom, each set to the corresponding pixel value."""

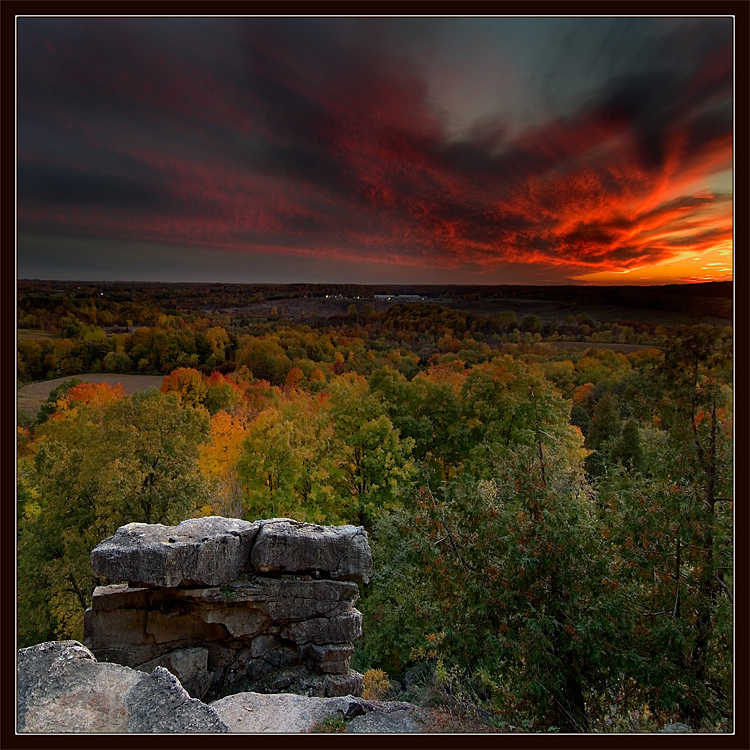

left=67, top=573, right=88, bottom=611
left=713, top=574, right=733, bottom=603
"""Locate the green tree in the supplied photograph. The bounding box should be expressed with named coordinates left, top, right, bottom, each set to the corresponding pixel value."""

left=460, top=357, right=581, bottom=482
left=369, top=366, right=468, bottom=485
left=610, top=418, right=644, bottom=473
left=238, top=392, right=341, bottom=523
left=360, top=386, right=610, bottom=731
left=17, top=389, right=212, bottom=644
left=328, top=373, right=415, bottom=528
left=589, top=324, right=733, bottom=728
left=653, top=325, right=733, bottom=724
left=585, top=391, right=621, bottom=451
left=102, top=349, right=134, bottom=373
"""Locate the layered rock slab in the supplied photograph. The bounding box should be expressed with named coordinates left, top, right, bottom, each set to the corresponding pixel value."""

left=90, top=516, right=261, bottom=587
left=17, top=641, right=228, bottom=733
left=251, top=520, right=373, bottom=583
left=90, top=516, right=373, bottom=586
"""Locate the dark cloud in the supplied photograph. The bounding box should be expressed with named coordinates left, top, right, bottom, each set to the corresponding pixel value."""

left=18, top=163, right=170, bottom=210
left=16, top=17, right=733, bottom=283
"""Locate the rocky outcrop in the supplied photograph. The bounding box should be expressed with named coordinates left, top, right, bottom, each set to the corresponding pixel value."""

left=84, top=517, right=371, bottom=701
left=17, top=641, right=229, bottom=733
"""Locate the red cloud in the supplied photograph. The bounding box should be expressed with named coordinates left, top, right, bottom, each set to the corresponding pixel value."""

left=17, top=19, right=733, bottom=282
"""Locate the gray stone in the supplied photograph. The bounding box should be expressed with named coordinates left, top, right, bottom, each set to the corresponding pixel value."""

left=250, top=633, right=282, bottom=658
left=322, top=670, right=365, bottom=697
left=210, top=692, right=422, bottom=733
left=17, top=641, right=228, bottom=733
left=145, top=608, right=228, bottom=644
left=301, top=643, right=355, bottom=674
left=660, top=722, right=693, bottom=733
left=211, top=691, right=345, bottom=732
left=194, top=604, right=269, bottom=638
left=125, top=666, right=228, bottom=732
left=347, top=708, right=423, bottom=733
left=178, top=578, right=359, bottom=620
left=84, top=518, right=369, bottom=703
left=83, top=606, right=149, bottom=648
left=250, top=520, right=373, bottom=583
left=91, top=516, right=261, bottom=587
left=136, top=647, right=212, bottom=700
left=281, top=611, right=362, bottom=645
left=90, top=583, right=157, bottom=610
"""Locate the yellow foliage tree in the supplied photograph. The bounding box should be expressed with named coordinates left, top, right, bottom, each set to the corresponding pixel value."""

left=198, top=411, right=248, bottom=518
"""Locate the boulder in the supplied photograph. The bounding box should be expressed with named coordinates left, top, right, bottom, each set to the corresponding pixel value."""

left=210, top=692, right=355, bottom=733
left=250, top=521, right=373, bottom=583
left=90, top=516, right=261, bottom=587
left=17, top=641, right=228, bottom=733
left=135, top=647, right=212, bottom=700
left=347, top=708, right=423, bottom=733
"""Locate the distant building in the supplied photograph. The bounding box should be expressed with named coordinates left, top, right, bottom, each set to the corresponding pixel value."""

left=374, top=294, right=424, bottom=302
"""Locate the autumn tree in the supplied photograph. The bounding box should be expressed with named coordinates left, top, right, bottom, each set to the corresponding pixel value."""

left=160, top=367, right=208, bottom=408
left=285, top=366, right=304, bottom=391
left=198, top=410, right=248, bottom=518
left=35, top=377, right=83, bottom=424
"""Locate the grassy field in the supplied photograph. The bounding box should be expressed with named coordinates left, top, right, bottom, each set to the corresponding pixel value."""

left=17, top=374, right=165, bottom=423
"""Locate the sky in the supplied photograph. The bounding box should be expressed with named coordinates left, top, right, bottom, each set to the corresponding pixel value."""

left=16, top=16, right=734, bottom=286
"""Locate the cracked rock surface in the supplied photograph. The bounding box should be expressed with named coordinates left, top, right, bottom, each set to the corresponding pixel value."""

left=210, top=692, right=423, bottom=733
left=17, top=641, right=228, bottom=733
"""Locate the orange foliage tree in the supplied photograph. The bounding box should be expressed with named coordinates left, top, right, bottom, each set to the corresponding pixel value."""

left=63, top=381, right=125, bottom=407
left=160, top=367, right=208, bottom=408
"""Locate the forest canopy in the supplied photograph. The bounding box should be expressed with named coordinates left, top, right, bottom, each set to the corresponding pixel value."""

left=17, top=281, right=733, bottom=733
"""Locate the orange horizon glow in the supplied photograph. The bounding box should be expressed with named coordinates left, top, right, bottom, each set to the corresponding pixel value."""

left=17, top=18, right=734, bottom=286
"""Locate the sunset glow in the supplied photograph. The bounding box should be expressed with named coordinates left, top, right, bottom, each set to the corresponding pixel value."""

left=16, top=16, right=734, bottom=285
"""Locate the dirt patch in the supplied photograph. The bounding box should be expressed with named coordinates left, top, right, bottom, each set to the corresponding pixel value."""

left=17, top=329, right=55, bottom=340
left=18, top=374, right=165, bottom=420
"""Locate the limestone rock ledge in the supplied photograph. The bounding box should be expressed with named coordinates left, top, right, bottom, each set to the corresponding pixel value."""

left=17, top=641, right=228, bottom=733
left=84, top=517, right=372, bottom=701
